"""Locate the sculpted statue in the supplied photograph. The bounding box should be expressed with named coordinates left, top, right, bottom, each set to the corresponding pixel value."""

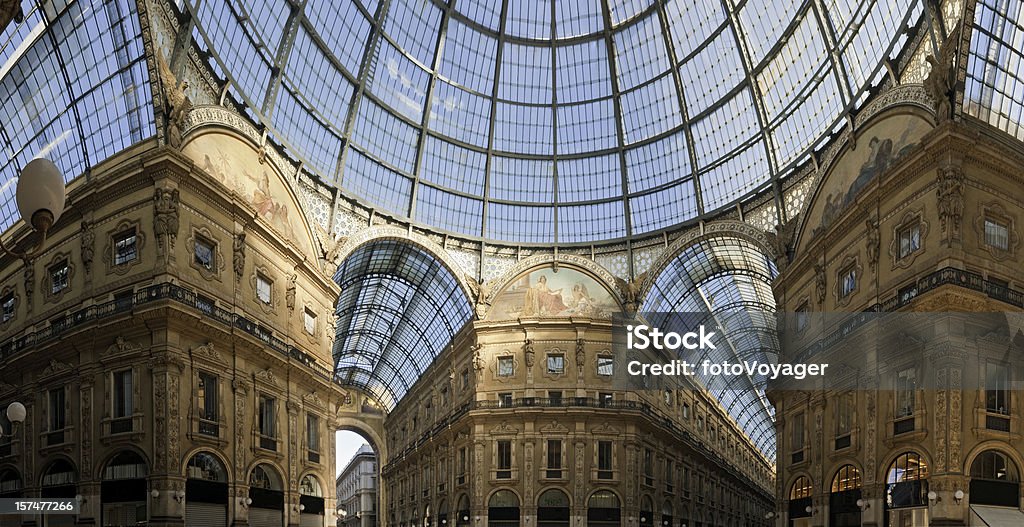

left=156, top=51, right=192, bottom=148
left=814, top=263, right=826, bottom=306
left=865, top=218, right=880, bottom=273
left=925, top=23, right=961, bottom=123
left=523, top=339, right=535, bottom=368
left=232, top=231, right=246, bottom=280
left=466, top=276, right=492, bottom=319
left=936, top=164, right=964, bottom=243
left=613, top=272, right=645, bottom=315
left=80, top=221, right=95, bottom=276
left=765, top=217, right=798, bottom=272
left=154, top=187, right=180, bottom=254
left=285, top=273, right=297, bottom=310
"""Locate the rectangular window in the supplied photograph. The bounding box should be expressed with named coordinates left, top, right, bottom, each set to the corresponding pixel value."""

left=256, top=273, right=272, bottom=304
left=836, top=392, right=852, bottom=437
left=114, top=369, right=133, bottom=418
left=895, top=368, right=916, bottom=418
left=1, top=294, right=14, bottom=322
left=193, top=237, right=215, bottom=270
left=549, top=391, right=563, bottom=406
left=598, top=440, right=613, bottom=478
left=597, top=355, right=613, bottom=375
left=791, top=412, right=805, bottom=452
left=460, top=369, right=470, bottom=389
left=665, top=459, right=674, bottom=492
left=498, top=392, right=513, bottom=407
left=643, top=448, right=653, bottom=486
left=682, top=403, right=690, bottom=419
left=49, top=387, right=66, bottom=431
left=114, top=229, right=138, bottom=265
left=50, top=261, right=70, bottom=294
left=307, top=414, right=321, bottom=461
left=840, top=267, right=856, bottom=298
left=441, top=387, right=449, bottom=406
left=547, top=439, right=562, bottom=478
left=985, top=218, right=1010, bottom=250
left=898, top=221, right=921, bottom=258
left=197, top=371, right=219, bottom=437
left=497, top=440, right=512, bottom=478
left=497, top=356, right=514, bottom=376
left=987, top=362, right=1010, bottom=414
left=259, top=395, right=277, bottom=445
left=458, top=447, right=468, bottom=484
left=304, top=308, right=317, bottom=335
left=796, top=302, right=809, bottom=331
left=547, top=353, right=565, bottom=374
left=198, top=371, right=218, bottom=421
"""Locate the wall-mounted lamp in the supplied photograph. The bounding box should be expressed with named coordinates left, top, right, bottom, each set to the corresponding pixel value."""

left=954, top=490, right=965, bottom=504
left=150, top=490, right=160, bottom=499
left=173, top=490, right=185, bottom=503
left=764, top=512, right=776, bottom=519
left=0, top=402, right=27, bottom=438
left=441, top=519, right=447, bottom=525
left=300, top=504, right=306, bottom=512
left=804, top=506, right=818, bottom=515
left=855, top=499, right=870, bottom=511
left=240, top=497, right=252, bottom=508
left=927, top=491, right=940, bottom=504
left=461, top=515, right=469, bottom=522
left=75, top=494, right=86, bottom=506
left=662, top=520, right=669, bottom=526
left=640, top=517, right=647, bottom=523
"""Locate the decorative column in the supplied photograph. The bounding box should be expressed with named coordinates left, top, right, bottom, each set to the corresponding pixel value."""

left=287, top=400, right=301, bottom=526
left=150, top=353, right=186, bottom=526
left=232, top=379, right=251, bottom=527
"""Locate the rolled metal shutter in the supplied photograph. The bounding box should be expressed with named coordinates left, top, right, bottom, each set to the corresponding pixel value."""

left=300, top=512, right=324, bottom=527
left=185, top=501, right=228, bottom=527
left=248, top=507, right=283, bottom=527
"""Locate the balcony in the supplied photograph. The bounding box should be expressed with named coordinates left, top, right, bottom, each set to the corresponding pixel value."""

left=986, top=414, right=1010, bottom=432
left=893, top=417, right=915, bottom=435
left=259, top=435, right=277, bottom=451
left=198, top=420, right=219, bottom=437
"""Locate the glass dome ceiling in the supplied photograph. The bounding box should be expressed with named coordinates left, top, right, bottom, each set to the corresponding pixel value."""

left=187, top=0, right=924, bottom=244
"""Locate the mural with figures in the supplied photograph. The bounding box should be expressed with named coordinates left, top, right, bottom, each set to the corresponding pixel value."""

left=485, top=267, right=620, bottom=320
left=802, top=112, right=930, bottom=248
left=182, top=131, right=317, bottom=258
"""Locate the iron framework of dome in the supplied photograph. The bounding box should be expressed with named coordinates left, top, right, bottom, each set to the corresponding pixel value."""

left=184, top=0, right=931, bottom=244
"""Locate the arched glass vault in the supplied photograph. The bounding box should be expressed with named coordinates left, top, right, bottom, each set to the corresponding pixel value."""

left=181, top=0, right=928, bottom=243
left=332, top=240, right=473, bottom=410
left=642, top=236, right=779, bottom=460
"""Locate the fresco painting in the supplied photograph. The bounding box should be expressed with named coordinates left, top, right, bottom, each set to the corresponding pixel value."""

left=486, top=267, right=619, bottom=320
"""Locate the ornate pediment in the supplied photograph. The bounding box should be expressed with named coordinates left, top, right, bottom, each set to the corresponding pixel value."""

left=540, top=420, right=569, bottom=434
left=41, top=359, right=73, bottom=377
left=254, top=368, right=280, bottom=386
left=591, top=422, right=621, bottom=435
left=191, top=342, right=225, bottom=365
left=303, top=391, right=327, bottom=409
left=103, top=336, right=142, bottom=358
left=489, top=421, right=519, bottom=436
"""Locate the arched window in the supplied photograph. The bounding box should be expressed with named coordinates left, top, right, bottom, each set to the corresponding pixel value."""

left=970, top=450, right=1020, bottom=508
left=538, top=488, right=570, bottom=527
left=831, top=465, right=862, bottom=492
left=186, top=452, right=227, bottom=482
left=488, top=490, right=520, bottom=527
left=886, top=452, right=929, bottom=511
left=660, top=500, right=673, bottom=527
left=250, top=464, right=283, bottom=491
left=639, top=495, right=653, bottom=527
left=587, top=490, right=620, bottom=527
left=102, top=451, right=147, bottom=480
left=830, top=465, right=863, bottom=527
left=456, top=494, right=471, bottom=527
left=0, top=468, right=21, bottom=497
left=300, top=475, right=323, bottom=496
left=971, top=451, right=1018, bottom=482
left=790, top=476, right=812, bottom=499
left=41, top=460, right=76, bottom=487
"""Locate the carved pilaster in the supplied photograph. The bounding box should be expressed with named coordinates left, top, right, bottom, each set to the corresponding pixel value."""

left=935, top=368, right=947, bottom=473
left=950, top=367, right=962, bottom=470
left=574, top=440, right=585, bottom=503
left=523, top=441, right=533, bottom=504
left=80, top=382, right=93, bottom=473
left=287, top=400, right=299, bottom=489
left=153, top=372, right=169, bottom=472
left=234, top=379, right=249, bottom=481
left=936, top=163, right=964, bottom=246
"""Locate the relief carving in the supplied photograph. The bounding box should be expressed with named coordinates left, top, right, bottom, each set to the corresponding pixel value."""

left=156, top=50, right=192, bottom=148
left=233, top=231, right=246, bottom=281
left=81, top=221, right=95, bottom=277
left=154, top=187, right=180, bottom=256
left=866, top=218, right=880, bottom=274
left=950, top=367, right=962, bottom=469
left=936, top=164, right=964, bottom=245
left=924, top=22, right=960, bottom=123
